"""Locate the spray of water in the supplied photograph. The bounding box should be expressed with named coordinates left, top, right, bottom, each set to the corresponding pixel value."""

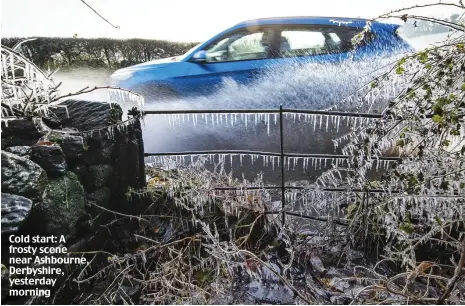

left=146, top=54, right=405, bottom=111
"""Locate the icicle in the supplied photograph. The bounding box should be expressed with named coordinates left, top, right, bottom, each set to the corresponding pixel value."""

left=173, top=114, right=177, bottom=127
left=384, top=160, right=389, bottom=170
left=208, top=113, right=212, bottom=127
left=266, top=113, right=270, bottom=136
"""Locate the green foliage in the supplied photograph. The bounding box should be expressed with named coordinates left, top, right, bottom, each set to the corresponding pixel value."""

left=432, top=114, right=443, bottom=123
left=417, top=51, right=429, bottom=63
left=194, top=270, right=212, bottom=284
left=395, top=66, right=405, bottom=75
left=399, top=222, right=414, bottom=234
left=48, top=134, right=62, bottom=144
left=347, top=202, right=359, bottom=219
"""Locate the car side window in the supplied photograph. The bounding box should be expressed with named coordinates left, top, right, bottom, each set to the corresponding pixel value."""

left=278, top=26, right=363, bottom=57
left=203, top=28, right=274, bottom=62
left=280, top=30, right=325, bottom=56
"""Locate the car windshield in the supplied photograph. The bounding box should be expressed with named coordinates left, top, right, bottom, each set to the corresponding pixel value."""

left=395, top=18, right=458, bottom=51
left=201, top=29, right=273, bottom=62
left=180, top=42, right=204, bottom=60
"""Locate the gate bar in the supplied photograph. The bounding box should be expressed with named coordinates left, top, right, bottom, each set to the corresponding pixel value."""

left=144, top=150, right=400, bottom=161
left=135, top=108, right=449, bottom=119
left=213, top=186, right=397, bottom=193
left=279, top=105, right=286, bottom=225
left=140, top=108, right=383, bottom=118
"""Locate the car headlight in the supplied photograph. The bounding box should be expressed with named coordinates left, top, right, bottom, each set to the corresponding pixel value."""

left=111, top=70, right=134, bottom=81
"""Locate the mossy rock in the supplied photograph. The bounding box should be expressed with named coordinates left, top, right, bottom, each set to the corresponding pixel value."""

left=32, top=171, right=86, bottom=236
left=80, top=144, right=114, bottom=166
left=86, top=187, right=111, bottom=207
left=1, top=264, right=9, bottom=299
left=72, top=164, right=113, bottom=192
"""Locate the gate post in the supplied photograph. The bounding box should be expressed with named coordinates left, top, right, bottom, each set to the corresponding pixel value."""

left=279, top=105, right=286, bottom=226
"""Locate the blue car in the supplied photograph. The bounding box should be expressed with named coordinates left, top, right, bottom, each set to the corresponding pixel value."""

left=110, top=16, right=412, bottom=99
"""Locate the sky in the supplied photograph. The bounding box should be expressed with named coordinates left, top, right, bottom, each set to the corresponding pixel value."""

left=1, top=0, right=461, bottom=42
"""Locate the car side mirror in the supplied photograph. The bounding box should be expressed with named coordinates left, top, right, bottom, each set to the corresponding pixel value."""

left=192, top=50, right=207, bottom=63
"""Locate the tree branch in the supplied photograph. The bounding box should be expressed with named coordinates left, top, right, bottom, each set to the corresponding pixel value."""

left=79, top=0, right=120, bottom=29
left=437, top=237, right=465, bottom=304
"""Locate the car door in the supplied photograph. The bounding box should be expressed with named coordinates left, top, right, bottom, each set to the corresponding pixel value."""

left=172, top=26, right=281, bottom=96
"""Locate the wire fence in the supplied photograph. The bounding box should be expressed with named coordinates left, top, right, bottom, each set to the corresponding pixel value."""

left=128, top=105, right=399, bottom=226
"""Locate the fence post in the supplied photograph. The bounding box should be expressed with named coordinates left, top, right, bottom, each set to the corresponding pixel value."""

left=279, top=105, right=286, bottom=226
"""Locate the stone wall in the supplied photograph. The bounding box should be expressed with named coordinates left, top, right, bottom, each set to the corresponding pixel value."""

left=1, top=100, right=146, bottom=303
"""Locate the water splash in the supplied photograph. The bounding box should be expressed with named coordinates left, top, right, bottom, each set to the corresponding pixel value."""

left=171, top=54, right=406, bottom=111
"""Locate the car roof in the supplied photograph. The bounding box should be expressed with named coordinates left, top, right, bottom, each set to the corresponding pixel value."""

left=234, top=16, right=398, bottom=31
left=180, top=16, right=401, bottom=61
